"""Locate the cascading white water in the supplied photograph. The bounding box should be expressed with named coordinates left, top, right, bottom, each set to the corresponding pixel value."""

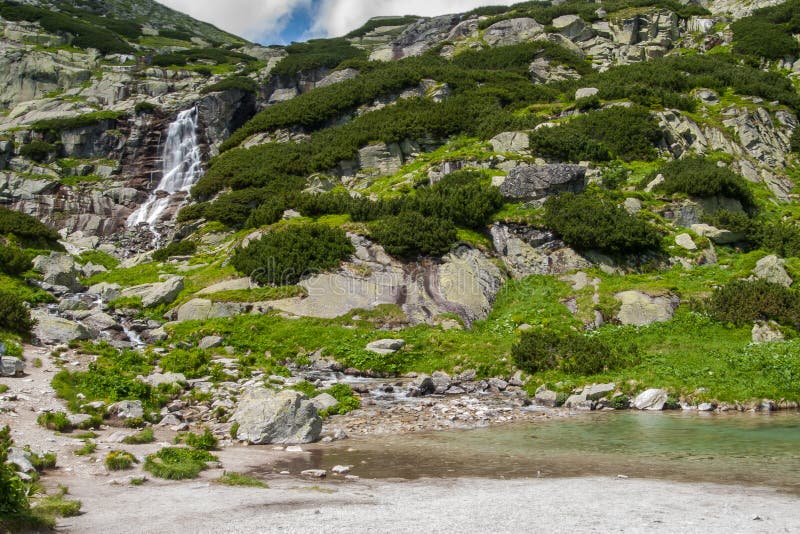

left=127, top=106, right=203, bottom=233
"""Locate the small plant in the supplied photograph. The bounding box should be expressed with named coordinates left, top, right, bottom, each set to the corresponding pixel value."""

left=0, top=384, right=8, bottom=394
left=184, top=428, right=218, bottom=451
left=216, top=472, right=268, bottom=488
left=27, top=450, right=57, bottom=471
left=37, top=412, right=72, bottom=433
left=608, top=395, right=631, bottom=410
left=122, top=428, right=154, bottom=445
left=229, top=422, right=239, bottom=439
left=0, top=290, right=36, bottom=336
left=129, top=477, right=146, bottom=486
left=74, top=441, right=96, bottom=456
left=31, top=494, right=82, bottom=519
left=144, top=447, right=217, bottom=480
left=32, top=358, right=42, bottom=368
left=105, top=450, right=138, bottom=471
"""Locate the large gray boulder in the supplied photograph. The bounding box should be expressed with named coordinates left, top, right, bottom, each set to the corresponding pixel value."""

left=633, top=389, right=668, bottom=411
left=754, top=255, right=793, bottom=288
left=614, top=291, right=679, bottom=327
left=120, top=276, right=184, bottom=308
left=232, top=389, right=322, bottom=445
left=0, top=356, right=25, bottom=377
left=500, top=164, right=586, bottom=201
left=366, top=339, right=405, bottom=355
left=32, top=252, right=83, bottom=292
left=490, top=131, right=529, bottom=154
left=31, top=310, right=90, bottom=344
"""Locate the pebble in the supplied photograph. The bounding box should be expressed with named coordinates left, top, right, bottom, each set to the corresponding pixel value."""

left=285, top=445, right=304, bottom=453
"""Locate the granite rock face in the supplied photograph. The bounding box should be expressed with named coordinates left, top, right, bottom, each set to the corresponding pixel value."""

left=500, top=164, right=587, bottom=201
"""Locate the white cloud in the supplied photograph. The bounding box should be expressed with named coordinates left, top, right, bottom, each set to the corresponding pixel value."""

left=312, top=0, right=502, bottom=37
left=157, top=0, right=509, bottom=43
left=158, top=0, right=312, bottom=41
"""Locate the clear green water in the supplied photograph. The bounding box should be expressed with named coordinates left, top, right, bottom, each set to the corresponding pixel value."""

left=274, top=412, right=800, bottom=493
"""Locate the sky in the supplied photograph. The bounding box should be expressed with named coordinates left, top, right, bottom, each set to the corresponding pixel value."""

left=159, top=0, right=507, bottom=45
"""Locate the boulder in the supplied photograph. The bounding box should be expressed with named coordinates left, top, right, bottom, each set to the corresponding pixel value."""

left=690, top=224, right=745, bottom=245
left=583, top=383, right=615, bottom=401
left=575, top=87, right=599, bottom=100
left=311, top=393, right=339, bottom=412
left=752, top=321, right=785, bottom=344
left=82, top=312, right=119, bottom=333
left=32, top=252, right=83, bottom=292
left=365, top=338, right=405, bottom=355
left=484, top=17, right=544, bottom=46
left=87, top=282, right=122, bottom=301
left=633, top=389, right=668, bottom=411
left=7, top=447, right=35, bottom=474
left=196, top=278, right=252, bottom=295
left=614, top=291, right=679, bottom=326
left=231, top=389, right=322, bottom=445
left=407, top=375, right=435, bottom=397
left=120, top=276, right=184, bottom=308
left=67, top=413, right=94, bottom=427
left=31, top=311, right=90, bottom=345
left=0, top=356, right=24, bottom=377
left=488, top=378, right=508, bottom=391
left=198, top=335, right=224, bottom=350
left=674, top=233, right=697, bottom=251
left=139, top=372, right=186, bottom=388
left=753, top=255, right=793, bottom=287
left=500, top=164, right=586, bottom=201
left=564, top=394, right=593, bottom=410
left=623, top=197, right=642, bottom=215
left=175, top=298, right=243, bottom=322
left=490, top=131, right=530, bottom=153
left=534, top=386, right=558, bottom=407
left=108, top=400, right=144, bottom=420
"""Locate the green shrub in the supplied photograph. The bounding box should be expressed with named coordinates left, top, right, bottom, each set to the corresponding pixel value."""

left=0, top=244, right=32, bottom=276
left=529, top=106, right=661, bottom=162
left=105, top=450, right=137, bottom=471
left=200, top=76, right=258, bottom=95
left=0, top=207, right=62, bottom=249
left=543, top=191, right=662, bottom=255
left=232, top=224, right=354, bottom=286
left=152, top=241, right=197, bottom=261
left=134, top=102, right=158, bottom=115
left=512, top=329, right=636, bottom=376
left=151, top=48, right=257, bottom=68
left=37, top=412, right=72, bottom=432
left=122, top=428, right=154, bottom=445
left=732, top=1, right=800, bottom=60
left=319, top=383, right=361, bottom=416
left=654, top=157, right=756, bottom=211
left=0, top=426, right=30, bottom=515
left=74, top=441, right=96, bottom=456
left=791, top=127, right=800, bottom=154
left=0, top=291, right=35, bottom=335
left=144, top=447, right=217, bottom=480
left=707, top=279, right=800, bottom=329
left=30, top=111, right=126, bottom=133
left=452, top=41, right=592, bottom=76
left=183, top=428, right=218, bottom=451
left=345, top=15, right=419, bottom=38
left=370, top=212, right=457, bottom=258
left=27, top=450, right=57, bottom=471
left=754, top=221, right=800, bottom=259
left=272, top=38, right=367, bottom=78
left=159, top=349, right=210, bottom=379
left=410, top=171, right=504, bottom=229
left=19, top=141, right=57, bottom=163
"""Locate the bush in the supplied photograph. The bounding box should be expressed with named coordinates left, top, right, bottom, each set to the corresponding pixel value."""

left=232, top=224, right=354, bottom=286
left=791, top=127, right=800, bottom=154
left=29, top=111, right=125, bottom=133
left=345, top=15, right=419, bottom=38
left=732, top=1, right=800, bottom=60
left=512, top=329, right=635, bottom=376
left=183, top=428, right=218, bottom=451
left=200, top=76, right=258, bottom=95
left=19, top=141, right=56, bottom=163
left=0, top=426, right=29, bottom=516
left=543, top=191, right=662, bottom=255
left=0, top=291, right=34, bottom=335
left=0, top=244, right=32, bottom=276
left=529, top=106, right=661, bottom=162
left=0, top=207, right=62, bottom=249
left=272, top=38, right=367, bottom=78
left=159, top=349, right=210, bottom=379
left=152, top=241, right=197, bottom=261
left=105, top=450, right=137, bottom=471
left=144, top=447, right=217, bottom=480
left=134, top=102, right=158, bottom=115
left=654, top=157, right=756, bottom=212
left=319, top=383, right=361, bottom=416
left=370, top=212, right=457, bottom=258
left=410, top=171, right=504, bottom=229
left=707, top=279, right=800, bottom=329
left=37, top=412, right=72, bottom=432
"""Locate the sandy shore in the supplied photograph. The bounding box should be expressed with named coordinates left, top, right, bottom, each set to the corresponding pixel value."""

left=58, top=475, right=800, bottom=534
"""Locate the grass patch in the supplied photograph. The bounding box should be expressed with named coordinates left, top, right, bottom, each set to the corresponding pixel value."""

left=105, top=450, right=137, bottom=471
left=144, top=447, right=217, bottom=480
left=73, top=441, right=96, bottom=456
left=205, top=286, right=307, bottom=303
left=122, top=428, right=155, bottom=445
left=36, top=412, right=71, bottom=432
left=216, top=472, right=268, bottom=488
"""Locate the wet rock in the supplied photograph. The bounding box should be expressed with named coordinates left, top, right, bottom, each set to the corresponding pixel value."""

left=488, top=378, right=508, bottom=391
left=199, top=335, right=224, bottom=350
left=697, top=403, right=716, bottom=412
left=408, top=375, right=435, bottom=397
left=31, top=311, right=90, bottom=344
left=614, top=291, right=679, bottom=326
left=231, top=389, right=322, bottom=444
left=752, top=321, right=784, bottom=344
left=0, top=356, right=24, bottom=377
left=534, top=386, right=558, bottom=407
left=753, top=255, right=793, bottom=287
left=331, top=465, right=351, bottom=474
left=565, top=394, right=593, bottom=410
left=633, top=389, right=668, bottom=411
left=365, top=339, right=405, bottom=355
left=500, top=164, right=587, bottom=201
left=300, top=469, right=327, bottom=479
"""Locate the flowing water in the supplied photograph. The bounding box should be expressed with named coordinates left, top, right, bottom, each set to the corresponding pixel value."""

left=127, top=106, right=203, bottom=238
left=274, top=411, right=800, bottom=493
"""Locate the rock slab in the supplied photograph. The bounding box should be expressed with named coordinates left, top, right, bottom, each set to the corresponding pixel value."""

left=232, top=389, right=322, bottom=445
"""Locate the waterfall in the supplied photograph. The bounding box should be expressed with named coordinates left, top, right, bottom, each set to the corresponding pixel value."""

left=127, top=106, right=203, bottom=234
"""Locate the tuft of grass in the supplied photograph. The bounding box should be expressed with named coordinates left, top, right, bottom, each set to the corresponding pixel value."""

left=31, top=494, right=82, bottom=519
left=105, top=450, right=138, bottom=471
left=74, top=441, right=96, bottom=456
left=144, top=447, right=217, bottom=480
left=129, top=477, right=146, bottom=486
left=122, top=428, right=155, bottom=445
left=183, top=428, right=218, bottom=451
left=216, top=472, right=269, bottom=488
left=0, top=384, right=8, bottom=394
left=36, top=412, right=72, bottom=432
